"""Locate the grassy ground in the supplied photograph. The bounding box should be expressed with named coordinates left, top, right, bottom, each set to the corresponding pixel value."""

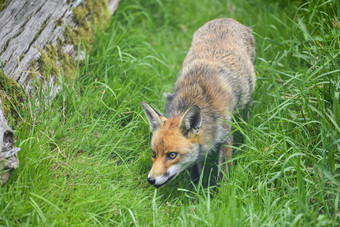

left=1, top=0, right=339, bottom=226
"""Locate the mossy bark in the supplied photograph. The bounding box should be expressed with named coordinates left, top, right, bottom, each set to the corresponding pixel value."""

left=0, top=0, right=118, bottom=87
left=0, top=71, right=25, bottom=122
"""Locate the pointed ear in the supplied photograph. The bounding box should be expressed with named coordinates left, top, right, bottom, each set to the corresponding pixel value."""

left=142, top=102, right=164, bottom=132
left=179, top=106, right=202, bottom=136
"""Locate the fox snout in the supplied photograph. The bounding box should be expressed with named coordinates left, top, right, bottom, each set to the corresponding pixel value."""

left=146, top=147, right=200, bottom=188
left=147, top=151, right=180, bottom=187
left=147, top=171, right=178, bottom=188
left=147, top=177, right=156, bottom=185
left=148, top=161, right=191, bottom=188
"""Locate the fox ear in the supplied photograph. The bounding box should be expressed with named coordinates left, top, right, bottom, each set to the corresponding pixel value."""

left=179, top=105, right=202, bottom=136
left=142, top=102, right=164, bottom=132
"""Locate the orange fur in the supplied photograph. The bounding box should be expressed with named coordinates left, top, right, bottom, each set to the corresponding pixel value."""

left=150, top=118, right=194, bottom=177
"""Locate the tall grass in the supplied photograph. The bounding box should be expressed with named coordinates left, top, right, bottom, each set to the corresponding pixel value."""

left=0, top=0, right=338, bottom=226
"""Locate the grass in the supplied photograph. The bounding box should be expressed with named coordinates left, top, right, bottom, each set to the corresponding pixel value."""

left=1, top=0, right=339, bottom=226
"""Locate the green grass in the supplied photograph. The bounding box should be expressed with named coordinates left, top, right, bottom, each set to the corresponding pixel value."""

left=1, top=0, right=339, bottom=226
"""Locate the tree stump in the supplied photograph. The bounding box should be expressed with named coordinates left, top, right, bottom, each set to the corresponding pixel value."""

left=0, top=0, right=119, bottom=185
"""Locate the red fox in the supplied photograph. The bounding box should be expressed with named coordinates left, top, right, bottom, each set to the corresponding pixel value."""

left=142, top=18, right=256, bottom=188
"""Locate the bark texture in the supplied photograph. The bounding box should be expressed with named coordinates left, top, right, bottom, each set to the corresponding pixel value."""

left=0, top=99, right=19, bottom=186
left=0, top=0, right=119, bottom=185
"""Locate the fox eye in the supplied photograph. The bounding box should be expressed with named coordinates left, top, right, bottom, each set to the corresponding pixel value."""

left=151, top=151, right=156, bottom=159
left=167, top=152, right=178, bottom=160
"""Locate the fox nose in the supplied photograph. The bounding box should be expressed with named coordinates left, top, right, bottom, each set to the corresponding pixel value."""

left=147, top=177, right=156, bottom=185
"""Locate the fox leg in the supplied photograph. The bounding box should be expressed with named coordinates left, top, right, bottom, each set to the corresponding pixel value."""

left=218, top=134, right=233, bottom=181
left=191, top=161, right=203, bottom=184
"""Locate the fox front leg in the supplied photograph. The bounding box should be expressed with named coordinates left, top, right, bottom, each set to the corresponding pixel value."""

left=217, top=135, right=233, bottom=182
left=191, top=161, right=203, bottom=184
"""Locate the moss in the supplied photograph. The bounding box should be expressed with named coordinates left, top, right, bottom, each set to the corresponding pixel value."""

left=57, top=37, right=62, bottom=49
left=55, top=18, right=64, bottom=28
left=60, top=51, right=76, bottom=80
left=36, top=44, right=76, bottom=81
left=19, top=54, right=25, bottom=62
left=73, top=6, right=88, bottom=22
left=0, top=0, right=8, bottom=12
left=0, top=71, right=25, bottom=122
left=36, top=45, right=59, bottom=76
left=65, top=0, right=110, bottom=50
left=33, top=0, right=111, bottom=83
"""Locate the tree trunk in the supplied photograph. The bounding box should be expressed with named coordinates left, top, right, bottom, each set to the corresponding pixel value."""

left=0, top=0, right=119, bottom=185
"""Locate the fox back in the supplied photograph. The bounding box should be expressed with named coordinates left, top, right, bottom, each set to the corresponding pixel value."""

left=143, top=18, right=256, bottom=188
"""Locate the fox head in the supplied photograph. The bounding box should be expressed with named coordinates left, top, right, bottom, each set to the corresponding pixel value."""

left=142, top=102, right=202, bottom=188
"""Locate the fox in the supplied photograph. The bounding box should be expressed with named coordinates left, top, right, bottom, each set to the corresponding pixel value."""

left=142, top=18, right=256, bottom=188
